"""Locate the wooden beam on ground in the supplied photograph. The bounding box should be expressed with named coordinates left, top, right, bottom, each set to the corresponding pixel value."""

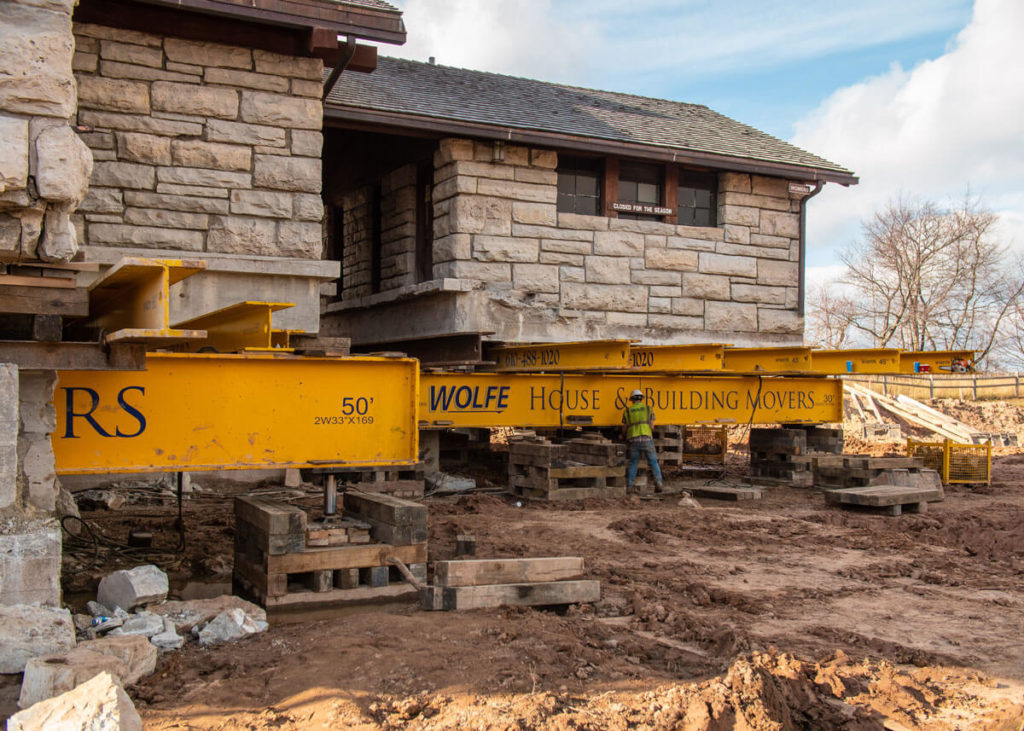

left=433, top=557, right=584, bottom=587
left=422, top=579, right=600, bottom=611
left=267, top=543, right=426, bottom=574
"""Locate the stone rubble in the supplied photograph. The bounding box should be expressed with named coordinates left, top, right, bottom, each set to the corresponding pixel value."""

left=96, top=564, right=169, bottom=611
left=8, top=671, right=142, bottom=731
left=150, top=617, right=185, bottom=651
left=107, top=610, right=165, bottom=639
left=197, top=607, right=269, bottom=647
left=149, top=594, right=266, bottom=634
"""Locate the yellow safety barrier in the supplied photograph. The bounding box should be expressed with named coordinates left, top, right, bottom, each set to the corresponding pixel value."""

left=54, top=353, right=418, bottom=474
left=906, top=438, right=992, bottom=485
left=420, top=372, right=843, bottom=428
left=681, top=425, right=728, bottom=464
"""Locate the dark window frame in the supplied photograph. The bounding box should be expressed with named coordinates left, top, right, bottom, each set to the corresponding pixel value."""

left=676, top=168, right=718, bottom=228
left=556, top=155, right=602, bottom=216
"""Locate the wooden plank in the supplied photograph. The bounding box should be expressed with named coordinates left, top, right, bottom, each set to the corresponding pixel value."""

left=267, top=542, right=426, bottom=573
left=425, top=579, right=601, bottom=611
left=354, top=513, right=427, bottom=545
left=548, top=465, right=625, bottom=479
left=689, top=485, right=762, bottom=501
left=265, top=583, right=417, bottom=610
left=234, top=496, right=307, bottom=536
left=0, top=274, right=76, bottom=288
left=824, top=486, right=943, bottom=507
left=342, top=490, right=427, bottom=527
left=0, top=285, right=89, bottom=316
left=434, top=557, right=585, bottom=587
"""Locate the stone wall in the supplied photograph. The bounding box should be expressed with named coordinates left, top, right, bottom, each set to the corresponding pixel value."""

left=429, top=138, right=805, bottom=344
left=0, top=0, right=93, bottom=262
left=72, top=24, right=325, bottom=259
left=340, top=164, right=417, bottom=299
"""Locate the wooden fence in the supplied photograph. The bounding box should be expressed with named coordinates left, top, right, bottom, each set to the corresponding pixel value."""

left=845, top=373, right=1024, bottom=401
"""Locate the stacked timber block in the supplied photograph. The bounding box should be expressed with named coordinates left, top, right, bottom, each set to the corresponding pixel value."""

left=438, top=429, right=506, bottom=471
left=508, top=437, right=626, bottom=500
left=749, top=428, right=815, bottom=487
left=564, top=433, right=625, bottom=466
left=312, top=463, right=425, bottom=499
left=749, top=426, right=845, bottom=487
left=421, top=557, right=600, bottom=611
left=813, top=456, right=928, bottom=489
left=232, top=494, right=427, bottom=610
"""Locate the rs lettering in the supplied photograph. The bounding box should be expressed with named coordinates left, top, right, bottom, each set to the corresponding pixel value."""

left=63, top=386, right=147, bottom=438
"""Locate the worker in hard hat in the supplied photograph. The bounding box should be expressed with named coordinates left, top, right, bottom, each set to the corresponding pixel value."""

left=621, top=389, right=664, bottom=493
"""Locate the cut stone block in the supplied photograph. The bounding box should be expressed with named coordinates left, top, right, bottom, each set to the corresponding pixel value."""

left=0, top=604, right=76, bottom=673
left=8, top=671, right=142, bottom=731
left=96, top=564, right=168, bottom=611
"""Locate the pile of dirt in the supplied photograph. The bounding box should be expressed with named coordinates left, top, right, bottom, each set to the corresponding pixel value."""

left=927, top=398, right=1024, bottom=435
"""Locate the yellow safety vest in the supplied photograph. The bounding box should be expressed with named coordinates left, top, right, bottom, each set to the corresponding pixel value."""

left=623, top=402, right=653, bottom=440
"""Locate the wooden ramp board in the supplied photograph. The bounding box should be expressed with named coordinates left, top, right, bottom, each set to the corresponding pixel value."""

left=434, top=557, right=584, bottom=587
left=421, top=579, right=600, bottom=611
left=688, top=484, right=763, bottom=501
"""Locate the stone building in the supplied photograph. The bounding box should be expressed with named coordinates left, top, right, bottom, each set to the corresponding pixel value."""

left=0, top=0, right=405, bottom=608
left=319, top=58, right=856, bottom=350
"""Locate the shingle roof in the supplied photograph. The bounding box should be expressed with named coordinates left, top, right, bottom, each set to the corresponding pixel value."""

left=326, top=57, right=854, bottom=180
left=332, top=0, right=400, bottom=12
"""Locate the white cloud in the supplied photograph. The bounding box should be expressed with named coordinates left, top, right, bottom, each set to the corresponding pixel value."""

left=793, top=0, right=1024, bottom=261
left=387, top=0, right=598, bottom=83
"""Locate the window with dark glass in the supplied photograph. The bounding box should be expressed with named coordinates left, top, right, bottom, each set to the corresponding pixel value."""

left=677, top=169, right=717, bottom=227
left=618, top=161, right=662, bottom=220
left=556, top=156, right=601, bottom=215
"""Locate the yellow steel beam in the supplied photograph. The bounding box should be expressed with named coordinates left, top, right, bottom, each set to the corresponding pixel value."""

left=899, top=350, right=976, bottom=373
left=485, top=339, right=632, bottom=372
left=420, top=372, right=843, bottom=428
left=54, top=353, right=418, bottom=474
left=810, top=348, right=902, bottom=374
left=173, top=301, right=294, bottom=353
left=86, top=257, right=207, bottom=346
left=723, top=346, right=812, bottom=372
left=629, top=344, right=726, bottom=371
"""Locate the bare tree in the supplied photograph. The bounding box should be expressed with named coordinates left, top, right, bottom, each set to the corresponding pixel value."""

left=805, top=283, right=856, bottom=349
left=837, top=196, right=1023, bottom=366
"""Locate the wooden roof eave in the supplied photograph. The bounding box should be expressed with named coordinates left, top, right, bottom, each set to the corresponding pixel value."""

left=324, top=105, right=858, bottom=186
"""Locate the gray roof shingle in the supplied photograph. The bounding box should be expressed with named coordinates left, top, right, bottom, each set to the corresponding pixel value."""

left=326, top=57, right=854, bottom=179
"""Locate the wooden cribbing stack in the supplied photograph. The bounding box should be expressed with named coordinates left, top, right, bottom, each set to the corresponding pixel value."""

left=815, top=455, right=944, bottom=515
left=233, top=491, right=427, bottom=610
left=421, top=557, right=600, bottom=611
left=310, top=463, right=426, bottom=499
left=508, top=436, right=626, bottom=500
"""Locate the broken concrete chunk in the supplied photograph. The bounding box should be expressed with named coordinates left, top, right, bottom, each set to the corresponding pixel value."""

left=149, top=594, right=266, bottom=634
left=426, top=472, right=477, bottom=492
left=150, top=617, right=184, bottom=651
left=19, top=649, right=126, bottom=709
left=81, top=634, right=158, bottom=685
left=97, top=564, right=169, bottom=611
left=198, top=607, right=268, bottom=647
left=18, top=635, right=157, bottom=709
left=9, top=671, right=142, bottom=731
left=107, top=611, right=164, bottom=639
left=0, top=604, right=76, bottom=673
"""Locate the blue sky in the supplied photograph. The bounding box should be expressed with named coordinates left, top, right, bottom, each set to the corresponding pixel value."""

left=387, top=1, right=1023, bottom=277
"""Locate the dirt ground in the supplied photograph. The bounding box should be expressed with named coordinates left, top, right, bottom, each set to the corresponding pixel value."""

left=51, top=403, right=1024, bottom=729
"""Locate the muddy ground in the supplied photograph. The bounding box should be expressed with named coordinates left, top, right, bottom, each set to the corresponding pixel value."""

left=51, top=464, right=1021, bottom=729
left=49, top=403, right=1024, bottom=729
